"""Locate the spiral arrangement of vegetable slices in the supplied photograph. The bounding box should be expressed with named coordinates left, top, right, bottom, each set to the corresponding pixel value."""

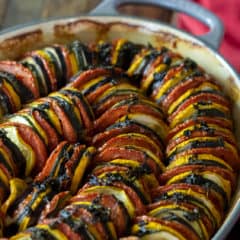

left=0, top=38, right=237, bottom=239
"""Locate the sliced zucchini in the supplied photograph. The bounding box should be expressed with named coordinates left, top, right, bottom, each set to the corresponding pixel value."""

left=68, top=40, right=93, bottom=73
left=131, top=219, right=186, bottom=240
left=81, top=186, right=135, bottom=218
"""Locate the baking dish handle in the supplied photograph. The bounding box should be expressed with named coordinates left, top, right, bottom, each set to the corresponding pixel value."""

left=90, top=0, right=224, bottom=50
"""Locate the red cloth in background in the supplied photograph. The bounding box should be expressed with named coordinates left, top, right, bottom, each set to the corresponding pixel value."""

left=178, top=0, right=240, bottom=72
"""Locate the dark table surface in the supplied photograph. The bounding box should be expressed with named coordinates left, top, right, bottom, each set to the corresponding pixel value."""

left=0, top=0, right=239, bottom=239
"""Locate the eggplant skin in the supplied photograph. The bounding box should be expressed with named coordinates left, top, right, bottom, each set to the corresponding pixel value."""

left=3, top=142, right=95, bottom=236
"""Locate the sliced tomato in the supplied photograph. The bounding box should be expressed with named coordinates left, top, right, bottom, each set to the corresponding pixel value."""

left=1, top=122, right=48, bottom=175
left=92, top=165, right=129, bottom=176
left=60, top=87, right=94, bottom=132
left=162, top=170, right=232, bottom=212
left=57, top=45, right=72, bottom=80
left=34, top=141, right=71, bottom=182
left=92, top=122, right=163, bottom=150
left=167, top=120, right=236, bottom=147
left=16, top=123, right=48, bottom=174
left=94, top=102, right=165, bottom=134
left=65, top=203, right=115, bottom=240
left=160, top=164, right=235, bottom=192
left=70, top=67, right=123, bottom=89
left=1, top=78, right=21, bottom=113
left=71, top=192, right=130, bottom=237
left=73, top=94, right=94, bottom=131
left=78, top=185, right=136, bottom=220
left=0, top=61, right=39, bottom=99
left=166, top=82, right=227, bottom=116
left=167, top=130, right=237, bottom=153
left=39, top=191, right=71, bottom=221
left=26, top=51, right=58, bottom=92
left=35, top=142, right=92, bottom=194
left=98, top=133, right=163, bottom=160
left=92, top=84, right=142, bottom=116
left=167, top=144, right=239, bottom=170
left=111, top=181, right=147, bottom=217
left=162, top=76, right=211, bottom=111
left=167, top=118, right=233, bottom=141
left=151, top=183, right=223, bottom=228
left=147, top=203, right=209, bottom=240
left=151, top=64, right=196, bottom=104
left=54, top=222, right=84, bottom=240
left=32, top=108, right=61, bottom=151
left=94, top=94, right=138, bottom=117
left=0, top=140, right=17, bottom=177
left=83, top=180, right=146, bottom=218
left=47, top=97, right=78, bottom=143
left=147, top=199, right=214, bottom=236
left=87, top=82, right=117, bottom=104
left=94, top=146, right=163, bottom=176
left=92, top=167, right=151, bottom=204
left=133, top=215, right=199, bottom=240
left=170, top=92, right=231, bottom=120
left=168, top=102, right=231, bottom=128
left=68, top=145, right=95, bottom=194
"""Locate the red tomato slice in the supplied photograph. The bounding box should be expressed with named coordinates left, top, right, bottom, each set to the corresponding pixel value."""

left=70, top=67, right=123, bottom=89
left=0, top=61, right=39, bottom=99
left=3, top=122, right=48, bottom=174
left=167, top=118, right=233, bottom=141
left=135, top=215, right=199, bottom=240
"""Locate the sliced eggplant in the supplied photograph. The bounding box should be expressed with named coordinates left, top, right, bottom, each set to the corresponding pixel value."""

left=79, top=185, right=136, bottom=219
left=0, top=61, right=38, bottom=100
left=151, top=183, right=223, bottom=230
left=9, top=224, right=68, bottom=240
left=166, top=136, right=239, bottom=169
left=131, top=215, right=196, bottom=240
left=71, top=191, right=131, bottom=237
left=48, top=92, right=83, bottom=142
left=152, top=59, right=199, bottom=105
left=0, top=77, right=21, bottom=114
left=112, top=39, right=142, bottom=70
left=94, top=97, right=165, bottom=134
left=21, top=56, right=49, bottom=97
left=98, top=132, right=163, bottom=160
left=167, top=81, right=227, bottom=115
left=26, top=51, right=57, bottom=93
left=117, top=113, right=169, bottom=144
left=94, top=144, right=164, bottom=176
left=68, top=40, right=93, bottom=73
left=169, top=100, right=231, bottom=128
left=127, top=48, right=168, bottom=78
left=166, top=170, right=231, bottom=210
left=67, top=201, right=117, bottom=239
left=150, top=204, right=207, bottom=239
left=167, top=153, right=233, bottom=172
left=167, top=121, right=236, bottom=147
left=92, top=168, right=151, bottom=204
left=60, top=87, right=94, bottom=132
